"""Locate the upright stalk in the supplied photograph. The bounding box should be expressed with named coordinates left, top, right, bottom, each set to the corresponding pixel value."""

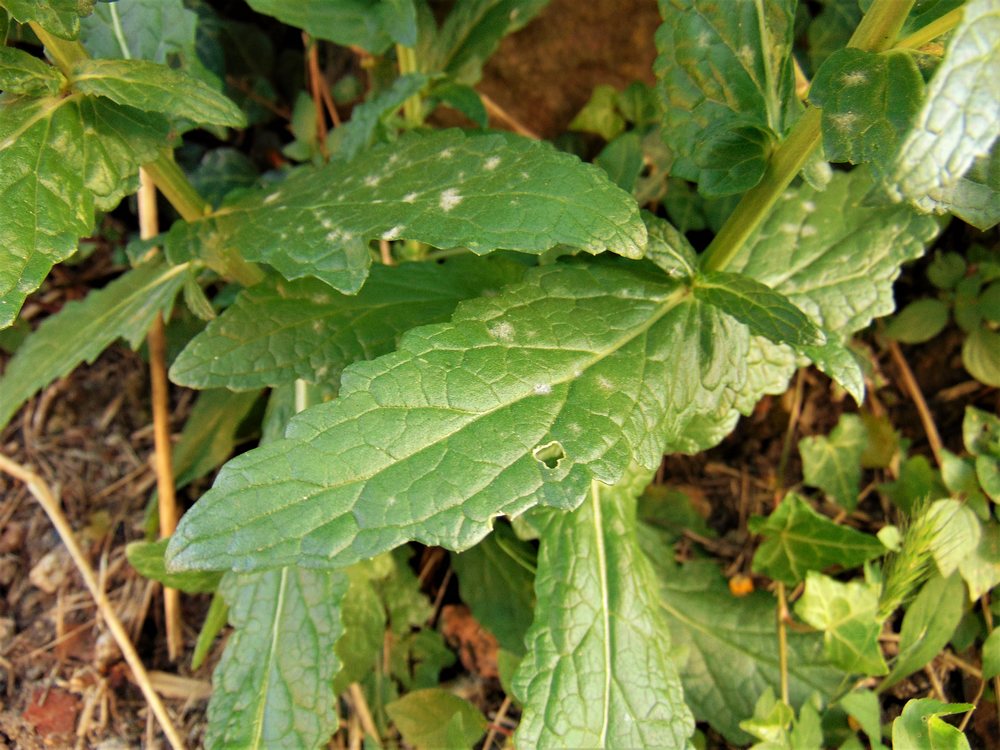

left=395, top=44, right=423, bottom=127
left=700, top=0, right=916, bottom=273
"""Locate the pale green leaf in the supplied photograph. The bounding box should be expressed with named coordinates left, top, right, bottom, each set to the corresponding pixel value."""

left=206, top=568, right=347, bottom=750
left=810, top=48, right=923, bottom=173
left=958, top=523, right=1000, bottom=601
left=165, top=262, right=750, bottom=572
left=1, top=0, right=89, bottom=39
left=882, top=574, right=965, bottom=689
left=386, top=689, right=486, bottom=750
left=170, top=256, right=526, bottom=390
left=839, top=690, right=888, bottom=750
left=451, top=521, right=535, bottom=655
left=944, top=148, right=1000, bottom=231
left=891, top=699, right=973, bottom=750
left=884, top=298, right=950, bottom=343
left=513, top=467, right=694, bottom=749
left=654, top=0, right=799, bottom=188
left=71, top=58, right=244, bottom=127
left=796, top=572, right=887, bottom=676
left=126, top=539, right=222, bottom=594
left=889, top=0, right=1000, bottom=216
left=926, top=499, right=980, bottom=577
left=419, top=0, right=549, bottom=85
left=644, top=211, right=697, bottom=280
left=983, top=627, right=1000, bottom=681
left=335, top=73, right=428, bottom=162
left=570, top=84, right=626, bottom=141
left=245, top=0, right=415, bottom=53
left=800, top=413, right=867, bottom=510
left=963, top=327, right=1000, bottom=387
left=694, top=271, right=825, bottom=348
left=749, top=493, right=884, bottom=585
left=165, top=130, right=645, bottom=293
left=172, top=389, right=262, bottom=489
left=0, top=46, right=63, bottom=95
left=80, top=0, right=201, bottom=65
left=0, top=260, right=187, bottom=429
left=645, top=553, right=841, bottom=745
left=0, top=94, right=169, bottom=326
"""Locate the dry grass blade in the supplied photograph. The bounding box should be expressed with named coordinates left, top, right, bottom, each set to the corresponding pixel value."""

left=0, top=453, right=187, bottom=750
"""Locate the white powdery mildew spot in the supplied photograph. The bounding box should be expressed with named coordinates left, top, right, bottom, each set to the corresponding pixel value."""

left=263, top=191, right=282, bottom=204
left=312, top=320, right=324, bottom=333
left=800, top=225, right=818, bottom=238
left=841, top=70, right=868, bottom=87
left=402, top=192, right=418, bottom=203
left=802, top=200, right=816, bottom=214
left=440, top=148, right=454, bottom=159
left=320, top=218, right=334, bottom=230
left=381, top=225, right=404, bottom=241
left=439, top=188, right=463, bottom=212
left=737, top=45, right=755, bottom=68
left=533, top=383, right=552, bottom=395
left=779, top=222, right=799, bottom=235
left=488, top=321, right=514, bottom=341
left=596, top=376, right=614, bottom=391
left=829, top=112, right=859, bottom=132
left=364, top=174, right=382, bottom=187
left=484, top=156, right=501, bottom=171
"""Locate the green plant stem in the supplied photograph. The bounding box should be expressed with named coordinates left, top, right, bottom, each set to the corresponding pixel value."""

left=777, top=582, right=790, bottom=705
left=395, top=44, right=423, bottom=127
left=895, top=6, right=964, bottom=50
left=700, top=0, right=916, bottom=273
left=30, top=23, right=265, bottom=288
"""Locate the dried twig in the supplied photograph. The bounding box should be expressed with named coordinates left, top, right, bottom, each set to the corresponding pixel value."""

left=348, top=683, right=381, bottom=746
left=480, top=91, right=540, bottom=140
left=483, top=694, right=513, bottom=750
left=0, top=454, right=186, bottom=749
left=887, top=339, right=944, bottom=466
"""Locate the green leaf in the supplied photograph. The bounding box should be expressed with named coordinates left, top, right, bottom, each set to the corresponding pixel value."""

left=928, top=252, right=967, bottom=290
left=882, top=574, right=965, bottom=690
left=799, top=413, right=868, bottom=510
left=694, top=272, right=825, bottom=348
left=172, top=389, right=261, bottom=489
left=963, top=327, right=1000, bottom=387
left=1, top=0, right=90, bottom=39
left=654, top=0, right=799, bottom=188
left=983, top=627, right=1000, bottom=681
left=570, top=84, right=626, bottom=141
left=891, top=699, right=973, bottom=750
left=165, top=130, right=646, bottom=293
left=889, top=0, right=1000, bottom=216
left=386, top=689, right=486, bottom=750
left=206, top=568, right=348, bottom=750
left=428, top=81, right=488, bottom=128
left=419, top=0, right=549, bottom=85
left=646, top=554, right=841, bottom=745
left=884, top=298, right=950, bottom=343
left=693, top=121, right=774, bottom=198
left=126, top=539, right=222, bottom=594
left=839, top=690, right=888, bottom=750
left=795, top=572, right=888, bottom=676
left=958, top=522, right=1000, bottom=600
left=595, top=132, right=644, bottom=193
left=0, top=260, right=187, bottom=429
left=926, top=499, right=980, bottom=577
left=880, top=455, right=948, bottom=514
left=644, top=211, right=697, bottom=280
left=0, top=94, right=168, bottom=326
left=964, top=406, right=1000, bottom=501
left=810, top=48, right=923, bottom=173
left=335, top=73, right=428, bottom=162
left=749, top=493, right=885, bottom=586
left=70, top=58, right=244, bottom=128
left=170, top=256, right=525, bottom=391
left=451, top=521, right=535, bottom=655
left=943, top=147, right=1000, bottom=231
left=192, top=592, right=227, bottom=671
left=806, top=0, right=862, bottom=71
left=165, top=262, right=751, bottom=572
left=245, top=0, right=415, bottom=53
left=0, top=46, right=64, bottom=95
left=513, top=468, right=694, bottom=749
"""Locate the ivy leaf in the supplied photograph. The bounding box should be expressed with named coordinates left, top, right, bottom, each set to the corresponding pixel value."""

left=0, top=46, right=64, bottom=96
left=796, top=572, right=887, bottom=676
left=245, top=0, right=415, bottom=53
left=0, top=260, right=188, bottom=429
left=513, top=467, right=694, bottom=748
left=889, top=0, right=1000, bottom=216
left=386, top=689, right=486, bottom=750
left=451, top=521, right=536, bottom=656
left=170, top=256, right=526, bottom=391
left=126, top=539, right=222, bottom=594
left=810, top=48, right=924, bottom=174
left=892, top=699, right=974, bottom=750
left=654, top=0, right=799, bottom=189
left=165, top=130, right=645, bottom=294
left=165, top=262, right=750, bottom=572
left=70, top=59, right=244, bottom=128
left=749, top=493, right=885, bottom=586
left=799, top=413, right=868, bottom=510
left=420, top=0, right=550, bottom=86
left=205, top=568, right=348, bottom=750
left=0, top=95, right=169, bottom=326
left=644, top=552, right=841, bottom=745
left=0, top=0, right=91, bottom=39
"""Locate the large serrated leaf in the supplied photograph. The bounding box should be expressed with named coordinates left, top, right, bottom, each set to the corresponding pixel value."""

left=654, top=0, right=799, bottom=189
left=642, top=549, right=842, bottom=745
left=1, top=0, right=90, bottom=39
left=246, top=0, right=415, bottom=53
left=0, top=259, right=188, bottom=429
left=889, top=0, right=1000, bottom=215
left=164, top=129, right=646, bottom=294
left=206, top=568, right=347, bottom=750
left=0, top=47, right=64, bottom=96
left=70, top=58, right=244, bottom=127
left=170, top=256, right=526, bottom=390
left=0, top=94, right=169, bottom=327
left=165, top=262, right=750, bottom=572
left=513, top=468, right=693, bottom=749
